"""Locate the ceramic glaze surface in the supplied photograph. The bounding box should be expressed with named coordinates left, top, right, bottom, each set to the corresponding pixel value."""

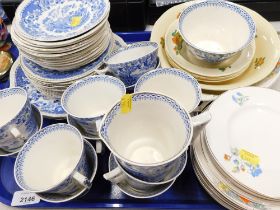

left=135, top=68, right=201, bottom=112
left=16, top=0, right=110, bottom=41
left=0, top=88, right=38, bottom=152
left=14, top=124, right=85, bottom=194
left=104, top=42, right=158, bottom=86
left=205, top=87, right=280, bottom=199
left=62, top=75, right=126, bottom=118
left=100, top=92, right=192, bottom=182
left=178, top=0, right=255, bottom=62
left=107, top=45, right=156, bottom=64
left=0, top=88, right=27, bottom=127
left=10, top=62, right=66, bottom=118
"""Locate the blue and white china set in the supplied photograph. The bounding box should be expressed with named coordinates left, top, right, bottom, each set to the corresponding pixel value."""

left=1, top=0, right=280, bottom=206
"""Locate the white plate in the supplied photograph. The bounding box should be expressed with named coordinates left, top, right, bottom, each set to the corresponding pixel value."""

left=205, top=87, right=280, bottom=199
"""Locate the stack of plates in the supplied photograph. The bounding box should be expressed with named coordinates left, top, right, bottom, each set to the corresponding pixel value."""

left=11, top=0, right=111, bottom=71
left=192, top=87, right=280, bottom=210
left=9, top=34, right=127, bottom=119
left=19, top=42, right=112, bottom=99
left=151, top=1, right=280, bottom=96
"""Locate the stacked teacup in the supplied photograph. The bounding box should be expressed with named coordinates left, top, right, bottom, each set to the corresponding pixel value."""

left=99, top=68, right=211, bottom=197
left=14, top=124, right=98, bottom=203
left=0, top=87, right=42, bottom=157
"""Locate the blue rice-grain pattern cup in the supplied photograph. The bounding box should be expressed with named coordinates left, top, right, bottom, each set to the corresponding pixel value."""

left=178, top=0, right=256, bottom=63
left=0, top=87, right=38, bottom=152
left=14, top=124, right=92, bottom=195
left=103, top=41, right=158, bottom=86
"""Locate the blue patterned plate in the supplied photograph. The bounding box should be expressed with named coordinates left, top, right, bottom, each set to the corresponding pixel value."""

left=10, top=60, right=66, bottom=119
left=15, top=0, right=110, bottom=41
left=21, top=44, right=111, bottom=82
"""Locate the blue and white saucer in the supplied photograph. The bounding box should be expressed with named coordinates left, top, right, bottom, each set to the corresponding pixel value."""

left=10, top=36, right=126, bottom=119
left=20, top=44, right=111, bottom=83
left=15, top=0, right=110, bottom=41
left=108, top=153, right=175, bottom=199
left=10, top=60, right=66, bottom=119
left=37, top=140, right=98, bottom=203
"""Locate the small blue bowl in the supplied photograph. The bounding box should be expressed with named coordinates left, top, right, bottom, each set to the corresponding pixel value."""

left=103, top=41, right=158, bottom=86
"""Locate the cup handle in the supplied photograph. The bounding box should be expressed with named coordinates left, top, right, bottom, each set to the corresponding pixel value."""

left=103, top=167, right=126, bottom=184
left=96, top=66, right=109, bottom=75
left=191, top=111, right=211, bottom=144
left=10, top=127, right=23, bottom=140
left=201, top=93, right=218, bottom=102
left=73, top=172, right=92, bottom=189
left=95, top=141, right=103, bottom=154
left=191, top=111, right=211, bottom=127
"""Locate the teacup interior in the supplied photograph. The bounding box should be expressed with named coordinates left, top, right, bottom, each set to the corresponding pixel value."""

left=181, top=6, right=250, bottom=53
left=106, top=97, right=190, bottom=164
left=136, top=72, right=200, bottom=112
left=0, top=91, right=26, bottom=127
left=65, top=80, right=124, bottom=118
left=107, top=45, right=155, bottom=64
left=20, top=127, right=82, bottom=191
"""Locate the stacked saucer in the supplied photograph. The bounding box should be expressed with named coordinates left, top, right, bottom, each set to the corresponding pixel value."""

left=19, top=41, right=113, bottom=99
left=11, top=0, right=111, bottom=71
left=192, top=87, right=280, bottom=209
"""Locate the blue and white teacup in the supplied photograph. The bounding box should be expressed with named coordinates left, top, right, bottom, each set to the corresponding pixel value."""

left=61, top=75, right=126, bottom=138
left=0, top=87, right=38, bottom=152
left=14, top=124, right=93, bottom=195
left=134, top=68, right=202, bottom=113
left=99, top=92, right=211, bottom=182
left=104, top=151, right=187, bottom=192
left=103, top=41, right=158, bottom=86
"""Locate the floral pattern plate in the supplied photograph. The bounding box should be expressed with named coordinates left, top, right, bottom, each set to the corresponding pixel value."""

left=205, top=87, right=280, bottom=199
left=165, top=20, right=256, bottom=80
left=14, top=0, right=110, bottom=41
left=151, top=2, right=280, bottom=92
left=191, top=133, right=272, bottom=210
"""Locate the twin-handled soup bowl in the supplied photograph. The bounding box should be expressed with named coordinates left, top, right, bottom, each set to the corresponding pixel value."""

left=61, top=75, right=126, bottom=138
left=178, top=0, right=256, bottom=63
left=99, top=92, right=211, bottom=182
left=14, top=124, right=92, bottom=195
left=103, top=41, right=158, bottom=86
left=0, top=87, right=39, bottom=152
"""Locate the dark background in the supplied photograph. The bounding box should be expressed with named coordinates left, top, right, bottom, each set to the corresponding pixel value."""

left=2, top=0, right=280, bottom=31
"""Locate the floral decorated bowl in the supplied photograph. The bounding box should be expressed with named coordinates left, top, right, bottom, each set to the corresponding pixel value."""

left=178, top=0, right=256, bottom=63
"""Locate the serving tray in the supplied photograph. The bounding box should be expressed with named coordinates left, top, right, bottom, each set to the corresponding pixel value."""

left=0, top=32, right=224, bottom=209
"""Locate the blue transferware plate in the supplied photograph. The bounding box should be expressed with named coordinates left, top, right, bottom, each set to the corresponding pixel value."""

left=21, top=44, right=111, bottom=82
left=10, top=59, right=66, bottom=119
left=9, top=37, right=125, bottom=119
left=15, top=0, right=110, bottom=41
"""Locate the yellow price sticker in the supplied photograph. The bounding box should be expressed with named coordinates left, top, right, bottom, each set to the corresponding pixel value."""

left=120, top=94, right=132, bottom=114
left=240, top=149, right=259, bottom=166
left=70, top=16, right=82, bottom=27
